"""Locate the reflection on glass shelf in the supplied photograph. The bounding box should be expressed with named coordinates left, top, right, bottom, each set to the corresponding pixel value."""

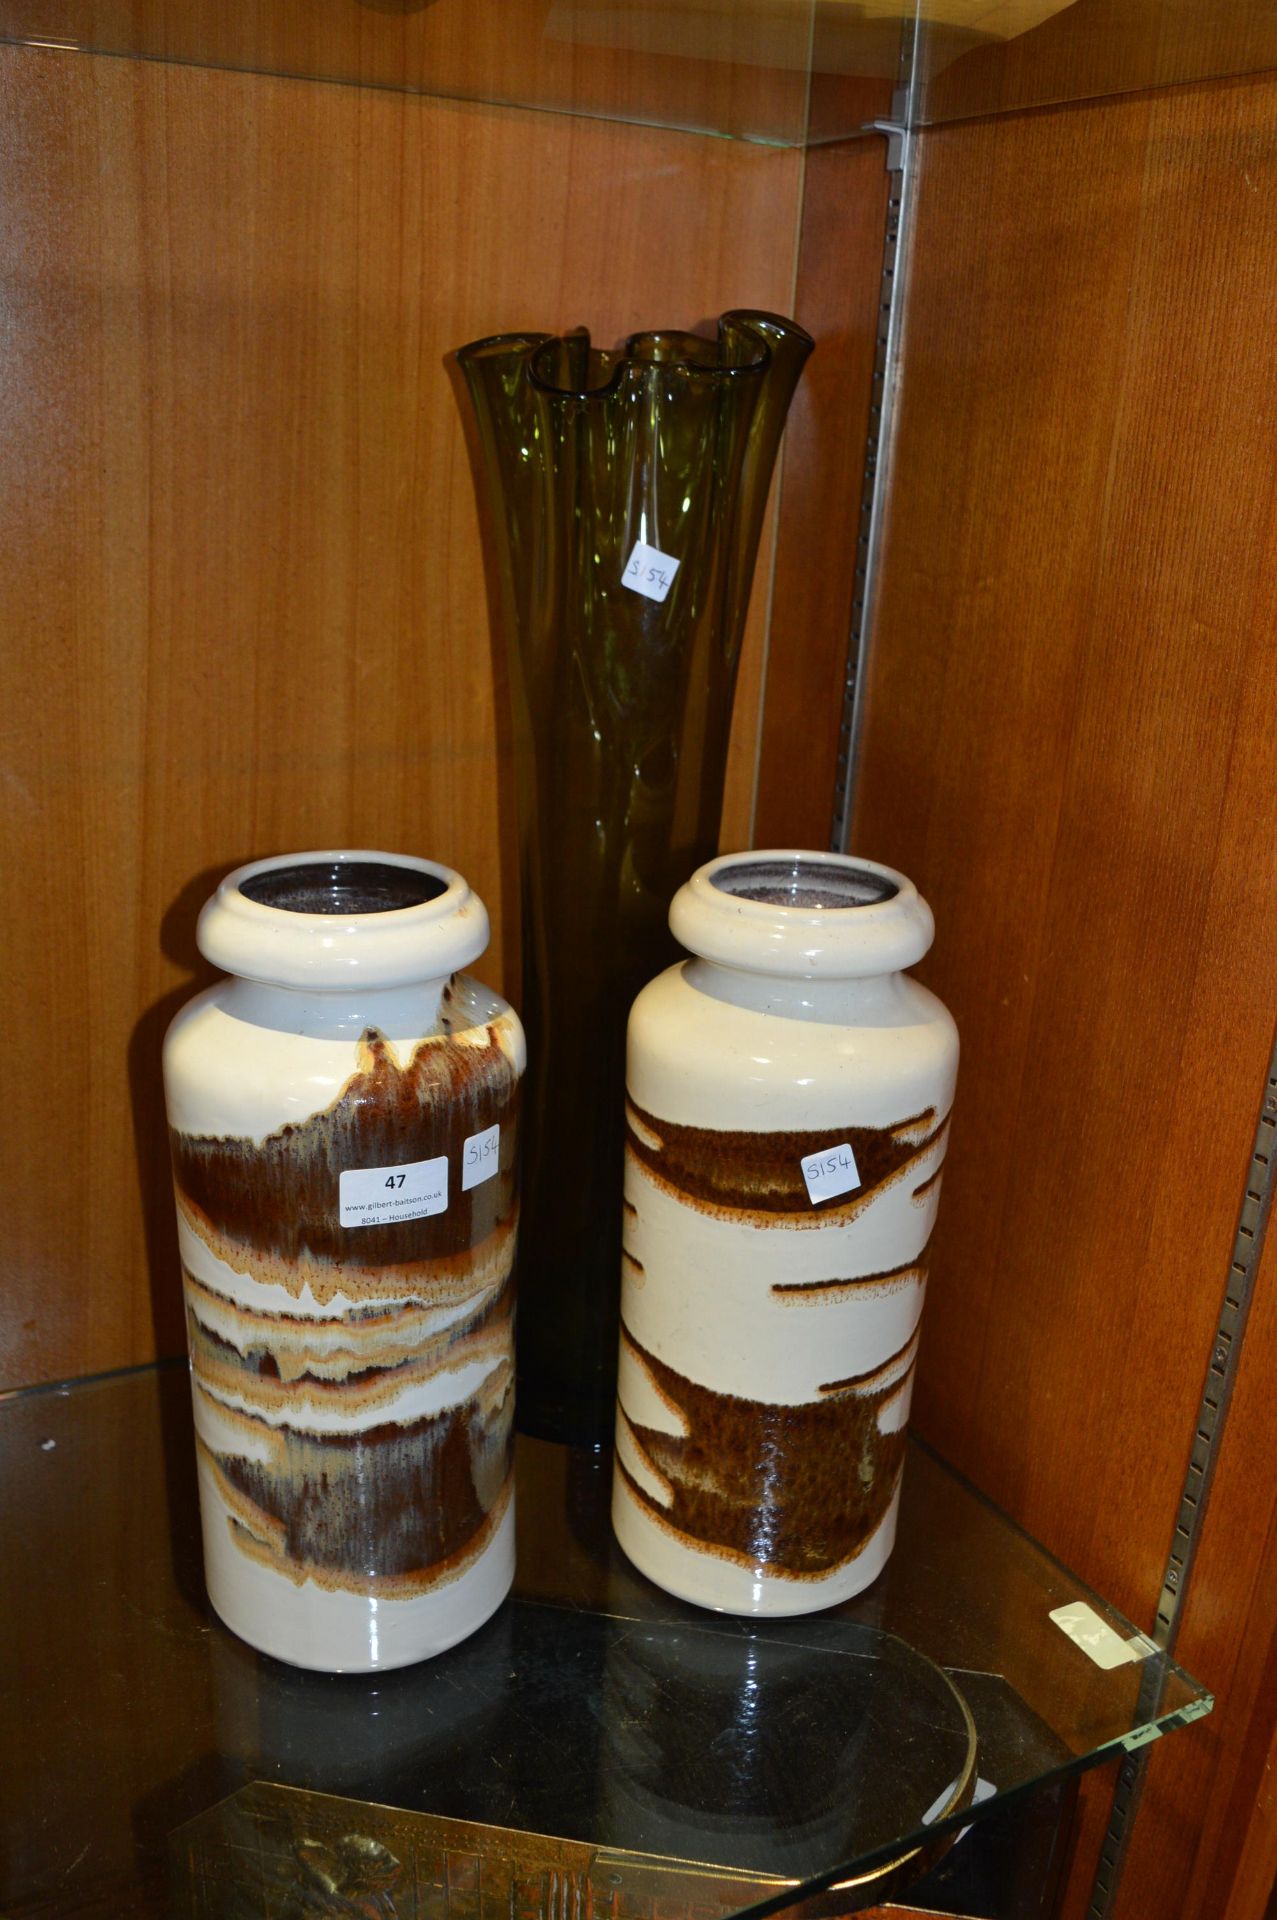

left=1, top=0, right=1276, bottom=142
left=0, top=1364, right=1209, bottom=1920
left=0, top=0, right=891, bottom=146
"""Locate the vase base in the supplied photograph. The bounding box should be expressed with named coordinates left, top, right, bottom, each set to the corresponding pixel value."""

left=611, top=1474, right=899, bottom=1617
left=199, top=1458, right=517, bottom=1672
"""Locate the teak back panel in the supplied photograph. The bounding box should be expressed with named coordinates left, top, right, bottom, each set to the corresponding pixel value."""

left=923, top=0, right=1277, bottom=125
left=0, top=47, right=809, bottom=1390
left=1119, top=1216, right=1277, bottom=1919
left=1, top=0, right=816, bottom=141
left=853, top=73, right=1277, bottom=1920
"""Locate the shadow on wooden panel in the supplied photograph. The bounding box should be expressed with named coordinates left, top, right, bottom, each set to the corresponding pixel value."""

left=128, top=864, right=245, bottom=1367
left=443, top=348, right=522, bottom=998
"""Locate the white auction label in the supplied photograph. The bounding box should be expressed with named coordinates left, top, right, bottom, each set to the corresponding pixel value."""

left=622, top=540, right=680, bottom=604
left=1049, top=1601, right=1150, bottom=1670
left=340, top=1155, right=448, bottom=1228
left=800, top=1142, right=862, bottom=1205
left=462, top=1122, right=501, bottom=1192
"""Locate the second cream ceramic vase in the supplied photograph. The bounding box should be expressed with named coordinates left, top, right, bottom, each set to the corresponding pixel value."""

left=612, top=850, right=958, bottom=1616
left=163, top=850, right=524, bottom=1672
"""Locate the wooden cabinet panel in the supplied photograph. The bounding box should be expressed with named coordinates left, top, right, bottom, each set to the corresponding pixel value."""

left=853, top=71, right=1277, bottom=1918
left=0, top=0, right=815, bottom=144
left=856, top=61, right=1277, bottom=1623
left=0, top=47, right=803, bottom=1390
left=754, top=133, right=890, bottom=853
left=924, top=0, right=1277, bottom=128
left=1117, top=1215, right=1277, bottom=1919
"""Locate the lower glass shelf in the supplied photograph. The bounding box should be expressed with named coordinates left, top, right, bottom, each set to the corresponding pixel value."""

left=0, top=1364, right=1209, bottom=1918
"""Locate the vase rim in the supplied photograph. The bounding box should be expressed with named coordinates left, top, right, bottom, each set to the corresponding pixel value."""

left=196, top=848, right=490, bottom=991
left=456, top=310, right=814, bottom=404
left=670, top=850, right=934, bottom=979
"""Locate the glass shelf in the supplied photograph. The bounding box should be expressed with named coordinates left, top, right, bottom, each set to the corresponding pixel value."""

left=0, top=1364, right=1209, bottom=1918
left=2, top=1, right=1276, bottom=147
left=0, top=0, right=892, bottom=148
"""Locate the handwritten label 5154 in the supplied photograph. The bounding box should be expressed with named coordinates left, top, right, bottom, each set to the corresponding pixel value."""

left=622, top=540, right=680, bottom=604
left=462, top=1123, right=501, bottom=1193
left=800, top=1142, right=861, bottom=1206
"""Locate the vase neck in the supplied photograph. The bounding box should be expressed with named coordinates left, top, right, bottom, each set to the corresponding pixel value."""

left=681, top=958, right=913, bottom=1026
left=221, top=975, right=452, bottom=1042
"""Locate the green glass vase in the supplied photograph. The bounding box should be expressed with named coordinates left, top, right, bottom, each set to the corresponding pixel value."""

left=457, top=311, right=812, bottom=1445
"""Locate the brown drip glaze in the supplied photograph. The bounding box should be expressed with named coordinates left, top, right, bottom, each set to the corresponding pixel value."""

left=621, top=1248, right=647, bottom=1292
left=772, top=1235, right=933, bottom=1301
left=186, top=1270, right=512, bottom=1415
left=220, top=1476, right=513, bottom=1600
left=911, top=1165, right=944, bottom=1204
left=171, top=1019, right=520, bottom=1270
left=818, top=1324, right=920, bottom=1395
left=177, top=989, right=522, bottom=1609
left=194, top=1366, right=513, bottom=1595
left=617, top=1325, right=914, bottom=1577
left=177, top=1203, right=516, bottom=1306
left=625, top=1100, right=948, bottom=1225
left=181, top=1263, right=512, bottom=1379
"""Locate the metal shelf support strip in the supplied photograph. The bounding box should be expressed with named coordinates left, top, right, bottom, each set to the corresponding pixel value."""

left=829, top=17, right=918, bottom=854
left=1087, top=1026, right=1277, bottom=1918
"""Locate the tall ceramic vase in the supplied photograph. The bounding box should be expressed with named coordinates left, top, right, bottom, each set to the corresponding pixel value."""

left=612, top=850, right=958, bottom=1615
left=457, top=311, right=812, bottom=1444
left=162, top=850, right=524, bottom=1672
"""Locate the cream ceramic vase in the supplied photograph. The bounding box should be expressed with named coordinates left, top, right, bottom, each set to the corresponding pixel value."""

left=612, top=850, right=958, bottom=1616
left=162, top=850, right=524, bottom=1672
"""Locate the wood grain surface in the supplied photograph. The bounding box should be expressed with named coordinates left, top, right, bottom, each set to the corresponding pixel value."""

left=1119, top=1206, right=1277, bottom=1920
left=753, top=133, right=891, bottom=852
left=853, top=72, right=1277, bottom=1920
left=0, top=45, right=804, bottom=1391
left=0, top=0, right=814, bottom=145
left=923, top=0, right=1277, bottom=127
left=0, top=0, right=914, bottom=146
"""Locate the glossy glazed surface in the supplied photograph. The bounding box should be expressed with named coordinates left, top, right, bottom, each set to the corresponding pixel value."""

left=163, top=855, right=524, bottom=1670
left=614, top=853, right=958, bottom=1614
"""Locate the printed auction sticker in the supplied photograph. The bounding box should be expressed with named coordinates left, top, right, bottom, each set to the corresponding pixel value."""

left=340, top=1155, right=448, bottom=1228
left=622, top=540, right=680, bottom=604
left=462, top=1123, right=501, bottom=1192
left=800, top=1142, right=862, bottom=1206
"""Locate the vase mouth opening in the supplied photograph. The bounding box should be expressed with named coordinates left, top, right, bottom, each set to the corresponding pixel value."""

left=516, top=311, right=808, bottom=402
left=709, top=856, right=899, bottom=913
left=238, top=859, right=450, bottom=916
left=526, top=334, right=769, bottom=402
left=458, top=313, right=813, bottom=406
left=197, top=849, right=490, bottom=989
left=672, top=850, right=933, bottom=979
